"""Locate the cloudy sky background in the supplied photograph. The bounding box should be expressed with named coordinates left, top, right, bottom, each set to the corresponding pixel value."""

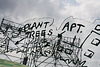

left=0, top=0, right=100, bottom=67
left=0, top=0, right=100, bottom=23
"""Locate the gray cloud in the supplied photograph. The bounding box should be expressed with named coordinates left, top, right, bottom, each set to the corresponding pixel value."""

left=0, top=0, right=16, bottom=10
left=0, top=0, right=100, bottom=22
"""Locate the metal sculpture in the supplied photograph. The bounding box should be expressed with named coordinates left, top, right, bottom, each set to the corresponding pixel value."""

left=0, top=18, right=84, bottom=67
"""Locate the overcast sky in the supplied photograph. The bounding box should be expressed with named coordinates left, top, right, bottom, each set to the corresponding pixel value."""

left=0, top=0, right=100, bottom=23
left=0, top=0, right=100, bottom=67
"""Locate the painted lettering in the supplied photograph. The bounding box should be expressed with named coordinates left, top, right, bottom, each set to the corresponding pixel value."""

left=62, top=22, right=85, bottom=33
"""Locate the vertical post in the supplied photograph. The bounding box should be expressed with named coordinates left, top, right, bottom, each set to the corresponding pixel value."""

left=23, top=57, right=28, bottom=65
